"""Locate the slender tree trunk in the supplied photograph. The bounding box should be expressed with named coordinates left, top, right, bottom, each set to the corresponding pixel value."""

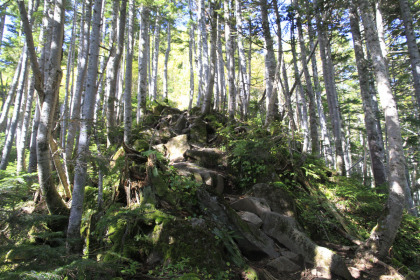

left=149, top=12, right=161, bottom=101
left=17, top=75, right=35, bottom=173
left=28, top=100, right=40, bottom=173
left=216, top=20, right=226, bottom=112
left=291, top=22, right=309, bottom=152
left=66, top=0, right=92, bottom=170
left=315, top=1, right=346, bottom=175
left=61, top=0, right=77, bottom=150
left=188, top=0, right=195, bottom=111
left=349, top=4, right=388, bottom=189
left=260, top=0, right=277, bottom=126
left=0, top=52, right=24, bottom=132
left=235, top=0, right=249, bottom=119
left=106, top=0, right=126, bottom=146
left=0, top=47, right=29, bottom=170
left=163, top=24, right=171, bottom=102
left=67, top=0, right=103, bottom=253
left=224, top=0, right=235, bottom=120
left=308, top=21, right=333, bottom=166
left=359, top=0, right=408, bottom=258
left=137, top=6, right=149, bottom=123
left=202, top=1, right=217, bottom=115
left=123, top=0, right=135, bottom=143
left=399, top=0, right=420, bottom=112
left=295, top=7, right=319, bottom=156
left=0, top=11, right=6, bottom=54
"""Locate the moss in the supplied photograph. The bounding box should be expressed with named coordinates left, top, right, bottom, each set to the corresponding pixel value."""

left=155, top=219, right=227, bottom=273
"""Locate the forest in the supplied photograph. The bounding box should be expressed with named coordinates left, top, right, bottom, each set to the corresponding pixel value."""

left=0, top=0, right=419, bottom=279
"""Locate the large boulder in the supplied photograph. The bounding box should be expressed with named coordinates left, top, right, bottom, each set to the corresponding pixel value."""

left=171, top=162, right=224, bottom=194
left=261, top=211, right=353, bottom=280
left=165, top=134, right=190, bottom=162
left=266, top=256, right=301, bottom=273
left=196, top=189, right=279, bottom=259
left=230, top=197, right=271, bottom=217
left=237, top=211, right=263, bottom=228
left=249, top=183, right=296, bottom=217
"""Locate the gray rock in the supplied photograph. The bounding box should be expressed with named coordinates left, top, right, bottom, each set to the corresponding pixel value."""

left=267, top=256, right=301, bottom=273
left=165, top=134, right=190, bottom=162
left=249, top=183, right=296, bottom=217
left=230, top=197, right=271, bottom=217
left=281, top=251, right=302, bottom=264
left=261, top=212, right=352, bottom=280
left=238, top=211, right=263, bottom=228
left=196, top=189, right=279, bottom=259
left=171, top=162, right=224, bottom=194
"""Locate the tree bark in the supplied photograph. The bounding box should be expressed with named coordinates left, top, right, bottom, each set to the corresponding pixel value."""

left=295, top=5, right=319, bottom=156
left=308, top=21, right=333, bottom=166
left=65, top=0, right=92, bottom=180
left=0, top=47, right=29, bottom=170
left=399, top=0, right=420, bottom=113
left=234, top=0, right=249, bottom=119
left=0, top=52, right=23, bottom=132
left=216, top=18, right=226, bottom=112
left=202, top=1, right=217, bottom=115
left=188, top=0, right=195, bottom=111
left=123, top=0, right=135, bottom=143
left=314, top=1, right=346, bottom=175
left=106, top=0, right=125, bottom=146
left=163, top=24, right=171, bottom=102
left=137, top=6, right=149, bottom=123
left=260, top=0, right=277, bottom=126
left=224, top=0, right=235, bottom=120
left=149, top=11, right=161, bottom=101
left=359, top=0, right=408, bottom=258
left=349, top=4, right=388, bottom=189
left=67, top=0, right=103, bottom=253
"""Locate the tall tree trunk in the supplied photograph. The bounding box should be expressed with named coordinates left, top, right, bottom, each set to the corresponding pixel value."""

left=0, top=9, right=6, bottom=54
left=106, top=0, right=126, bottom=146
left=202, top=1, right=217, bottom=115
left=234, top=0, right=249, bottom=119
left=399, top=0, right=420, bottom=112
left=260, top=0, right=277, bottom=126
left=358, top=0, right=408, bottom=258
left=66, top=0, right=92, bottom=172
left=61, top=0, right=77, bottom=149
left=17, top=75, right=35, bottom=173
left=28, top=100, right=40, bottom=173
left=273, top=0, right=295, bottom=133
left=188, top=0, right=195, bottom=111
left=19, top=0, right=69, bottom=215
left=308, top=21, right=333, bottom=166
left=315, top=1, right=346, bottom=175
left=163, top=24, right=171, bottom=102
left=137, top=6, right=149, bottom=123
left=67, top=0, right=103, bottom=253
left=0, top=47, right=29, bottom=170
left=349, top=4, right=388, bottom=189
left=0, top=52, right=24, bottom=132
left=216, top=19, right=226, bottom=112
left=224, top=0, right=235, bottom=120
left=123, top=0, right=135, bottom=143
left=291, top=22, right=309, bottom=152
left=149, top=12, right=161, bottom=101
left=295, top=6, right=319, bottom=156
